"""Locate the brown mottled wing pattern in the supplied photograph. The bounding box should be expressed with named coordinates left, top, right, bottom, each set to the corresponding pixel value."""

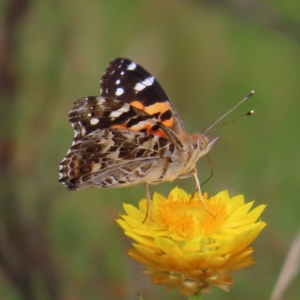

left=59, top=128, right=176, bottom=190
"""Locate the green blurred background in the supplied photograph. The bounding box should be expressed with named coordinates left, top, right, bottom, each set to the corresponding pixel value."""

left=1, top=0, right=300, bottom=299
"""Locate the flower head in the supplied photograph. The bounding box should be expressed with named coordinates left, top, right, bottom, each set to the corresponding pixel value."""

left=117, top=188, right=266, bottom=297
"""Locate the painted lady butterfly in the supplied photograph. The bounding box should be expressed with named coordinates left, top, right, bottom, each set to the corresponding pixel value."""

left=59, top=58, right=218, bottom=207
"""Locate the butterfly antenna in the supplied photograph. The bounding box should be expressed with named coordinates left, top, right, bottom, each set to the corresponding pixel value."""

left=207, top=110, right=254, bottom=133
left=204, top=90, right=255, bottom=135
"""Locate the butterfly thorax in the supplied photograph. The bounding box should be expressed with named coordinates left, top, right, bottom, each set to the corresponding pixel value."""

left=158, top=132, right=218, bottom=182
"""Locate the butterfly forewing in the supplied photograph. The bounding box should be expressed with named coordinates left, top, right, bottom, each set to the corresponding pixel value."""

left=100, top=58, right=185, bottom=133
left=68, top=96, right=169, bottom=142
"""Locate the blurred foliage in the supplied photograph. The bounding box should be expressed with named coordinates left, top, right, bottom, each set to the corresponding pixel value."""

left=1, top=0, right=300, bottom=299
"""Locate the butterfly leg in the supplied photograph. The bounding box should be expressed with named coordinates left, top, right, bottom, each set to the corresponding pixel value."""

left=178, top=167, right=214, bottom=217
left=191, top=167, right=202, bottom=198
left=142, top=182, right=152, bottom=224
left=192, top=169, right=215, bottom=217
left=177, top=168, right=201, bottom=198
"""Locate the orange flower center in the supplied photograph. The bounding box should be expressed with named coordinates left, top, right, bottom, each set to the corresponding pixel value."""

left=157, top=193, right=228, bottom=239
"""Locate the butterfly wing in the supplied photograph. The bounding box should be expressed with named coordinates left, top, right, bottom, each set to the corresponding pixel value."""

left=100, top=58, right=185, bottom=134
left=68, top=96, right=169, bottom=142
left=59, top=128, right=176, bottom=190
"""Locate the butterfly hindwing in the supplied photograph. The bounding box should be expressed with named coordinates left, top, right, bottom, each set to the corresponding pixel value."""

left=59, top=128, right=176, bottom=190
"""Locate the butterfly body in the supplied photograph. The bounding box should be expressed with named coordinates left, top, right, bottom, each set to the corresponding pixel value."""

left=59, top=58, right=217, bottom=193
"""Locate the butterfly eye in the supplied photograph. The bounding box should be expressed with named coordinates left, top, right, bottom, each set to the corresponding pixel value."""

left=197, top=135, right=218, bottom=155
left=197, top=138, right=205, bottom=150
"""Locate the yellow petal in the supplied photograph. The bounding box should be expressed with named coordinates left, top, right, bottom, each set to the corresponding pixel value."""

left=182, top=238, right=202, bottom=252
left=160, top=254, right=193, bottom=272
left=122, top=203, right=145, bottom=221
left=127, top=249, right=159, bottom=269
left=245, top=204, right=267, bottom=223
left=155, top=237, right=183, bottom=256
left=227, top=194, right=245, bottom=211
left=132, top=243, right=161, bottom=263
left=125, top=231, right=157, bottom=250
left=229, top=256, right=256, bottom=271
left=215, top=190, right=230, bottom=201
left=227, top=201, right=254, bottom=223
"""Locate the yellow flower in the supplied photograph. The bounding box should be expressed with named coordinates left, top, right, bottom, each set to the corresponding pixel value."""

left=117, top=188, right=266, bottom=297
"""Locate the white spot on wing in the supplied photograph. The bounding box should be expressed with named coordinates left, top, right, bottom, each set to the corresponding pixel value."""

left=120, top=71, right=125, bottom=75
left=134, top=82, right=146, bottom=91
left=110, top=110, right=123, bottom=118
left=130, top=120, right=155, bottom=131
left=127, top=62, right=137, bottom=70
left=142, top=76, right=154, bottom=86
left=116, top=79, right=121, bottom=84
left=90, top=118, right=99, bottom=125
left=118, top=105, right=130, bottom=112
left=110, top=105, right=130, bottom=118
left=115, top=88, right=124, bottom=96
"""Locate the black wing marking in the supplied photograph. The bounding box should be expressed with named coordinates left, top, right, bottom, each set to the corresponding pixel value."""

left=100, top=58, right=185, bottom=133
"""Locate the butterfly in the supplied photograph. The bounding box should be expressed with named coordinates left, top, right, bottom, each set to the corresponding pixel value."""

left=59, top=58, right=218, bottom=210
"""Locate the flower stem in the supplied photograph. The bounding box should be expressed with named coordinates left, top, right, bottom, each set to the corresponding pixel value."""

left=188, top=293, right=202, bottom=300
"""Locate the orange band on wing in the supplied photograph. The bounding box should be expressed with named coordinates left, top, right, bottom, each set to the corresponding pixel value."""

left=130, top=100, right=145, bottom=110
left=149, top=129, right=166, bottom=137
left=131, top=101, right=174, bottom=128
left=161, top=117, right=173, bottom=128
left=110, top=124, right=128, bottom=129
left=110, top=122, right=166, bottom=138
left=130, top=121, right=167, bottom=138
left=145, top=102, right=169, bottom=115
